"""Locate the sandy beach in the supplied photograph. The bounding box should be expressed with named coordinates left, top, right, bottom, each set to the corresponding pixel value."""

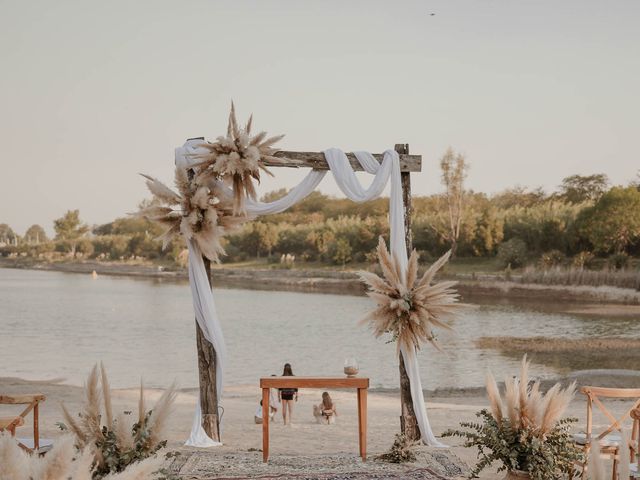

left=2, top=375, right=638, bottom=479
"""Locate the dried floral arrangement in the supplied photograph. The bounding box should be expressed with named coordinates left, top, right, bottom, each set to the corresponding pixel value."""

left=59, top=364, right=176, bottom=479
left=358, top=236, right=463, bottom=353
left=138, top=103, right=292, bottom=261
left=443, top=356, right=582, bottom=479
left=192, top=102, right=296, bottom=214
left=0, top=433, right=164, bottom=480
left=137, top=166, right=247, bottom=263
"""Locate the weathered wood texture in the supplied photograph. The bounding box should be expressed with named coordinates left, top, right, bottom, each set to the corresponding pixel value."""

left=260, top=377, right=369, bottom=389
left=196, top=256, right=220, bottom=441
left=269, top=150, right=422, bottom=172
left=396, top=143, right=421, bottom=442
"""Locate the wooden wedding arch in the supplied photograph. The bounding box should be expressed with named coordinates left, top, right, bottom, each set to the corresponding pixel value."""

left=186, top=141, right=423, bottom=443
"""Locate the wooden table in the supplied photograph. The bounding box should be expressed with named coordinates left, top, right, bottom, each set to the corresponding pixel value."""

left=260, top=376, right=369, bottom=463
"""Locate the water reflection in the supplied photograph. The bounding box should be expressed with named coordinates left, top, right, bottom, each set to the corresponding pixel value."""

left=1, top=268, right=638, bottom=390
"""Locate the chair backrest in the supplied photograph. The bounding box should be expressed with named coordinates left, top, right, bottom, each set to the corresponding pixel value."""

left=631, top=408, right=640, bottom=462
left=0, top=394, right=46, bottom=451
left=581, top=387, right=640, bottom=442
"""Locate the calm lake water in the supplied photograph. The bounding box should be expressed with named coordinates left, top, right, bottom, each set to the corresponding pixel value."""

left=1, top=268, right=638, bottom=390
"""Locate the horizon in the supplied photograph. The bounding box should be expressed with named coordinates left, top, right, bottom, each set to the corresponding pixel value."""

left=1, top=0, right=639, bottom=235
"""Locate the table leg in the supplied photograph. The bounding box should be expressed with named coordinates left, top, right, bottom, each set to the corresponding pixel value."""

left=357, top=388, right=367, bottom=461
left=262, top=388, right=270, bottom=462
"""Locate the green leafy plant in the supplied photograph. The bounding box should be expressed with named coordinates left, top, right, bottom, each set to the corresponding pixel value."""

left=443, top=356, right=582, bottom=479
left=376, top=433, right=418, bottom=463
left=59, top=364, right=176, bottom=479
left=497, top=238, right=528, bottom=269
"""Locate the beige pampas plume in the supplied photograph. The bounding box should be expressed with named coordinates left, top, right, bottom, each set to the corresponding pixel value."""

left=32, top=435, right=75, bottom=480
left=193, top=101, right=299, bottom=214
left=69, top=447, right=96, bottom=480
left=359, top=236, right=464, bottom=353
left=61, top=402, right=87, bottom=446
left=137, top=379, right=146, bottom=438
left=137, top=164, right=249, bottom=263
left=485, top=355, right=576, bottom=438
left=147, top=384, right=177, bottom=448
left=100, top=362, right=113, bottom=428
left=485, top=371, right=503, bottom=423
left=82, top=365, right=104, bottom=441
left=0, top=432, right=30, bottom=480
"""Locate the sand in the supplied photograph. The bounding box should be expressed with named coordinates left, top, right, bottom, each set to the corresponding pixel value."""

left=2, top=376, right=637, bottom=479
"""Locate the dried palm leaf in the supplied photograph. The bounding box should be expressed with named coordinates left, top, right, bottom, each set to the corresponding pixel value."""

left=359, top=236, right=463, bottom=353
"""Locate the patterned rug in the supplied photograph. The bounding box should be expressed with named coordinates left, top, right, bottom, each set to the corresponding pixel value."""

left=168, top=450, right=465, bottom=479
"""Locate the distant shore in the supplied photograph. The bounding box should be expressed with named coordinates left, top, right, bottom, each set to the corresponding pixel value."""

left=2, top=257, right=640, bottom=306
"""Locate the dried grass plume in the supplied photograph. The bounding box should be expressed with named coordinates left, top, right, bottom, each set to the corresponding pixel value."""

left=485, top=355, right=576, bottom=436
left=193, top=102, right=297, bottom=213
left=358, top=236, right=463, bottom=353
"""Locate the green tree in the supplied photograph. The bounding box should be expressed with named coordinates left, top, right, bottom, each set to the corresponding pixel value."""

left=24, top=224, right=48, bottom=244
left=332, top=238, right=352, bottom=266
left=53, top=210, right=89, bottom=257
left=558, top=174, right=609, bottom=203
left=0, top=224, right=17, bottom=245
left=439, top=147, right=469, bottom=256
left=577, top=186, right=640, bottom=254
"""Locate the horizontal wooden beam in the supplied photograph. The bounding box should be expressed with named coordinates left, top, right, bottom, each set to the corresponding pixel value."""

left=268, top=150, right=422, bottom=172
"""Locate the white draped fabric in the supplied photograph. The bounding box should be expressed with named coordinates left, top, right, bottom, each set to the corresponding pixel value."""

left=175, top=140, right=445, bottom=447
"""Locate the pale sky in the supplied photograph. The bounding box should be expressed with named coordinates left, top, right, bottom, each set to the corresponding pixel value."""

left=1, top=0, right=638, bottom=235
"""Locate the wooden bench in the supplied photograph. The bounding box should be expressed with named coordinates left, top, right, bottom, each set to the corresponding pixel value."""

left=260, top=376, right=369, bottom=463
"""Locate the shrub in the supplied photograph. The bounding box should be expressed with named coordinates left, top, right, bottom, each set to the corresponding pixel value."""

left=376, top=434, right=417, bottom=463
left=572, top=251, right=595, bottom=269
left=539, top=249, right=565, bottom=268
left=496, top=238, right=528, bottom=268
left=608, top=252, right=630, bottom=270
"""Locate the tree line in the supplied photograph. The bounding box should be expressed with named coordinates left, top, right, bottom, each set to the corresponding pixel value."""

left=2, top=150, right=639, bottom=271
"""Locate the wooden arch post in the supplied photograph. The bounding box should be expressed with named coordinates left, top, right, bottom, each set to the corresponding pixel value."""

left=188, top=143, right=422, bottom=442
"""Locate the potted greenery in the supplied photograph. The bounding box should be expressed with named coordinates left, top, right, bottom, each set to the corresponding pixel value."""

left=443, top=356, right=582, bottom=479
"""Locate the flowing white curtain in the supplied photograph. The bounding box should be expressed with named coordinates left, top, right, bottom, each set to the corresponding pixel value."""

left=175, top=141, right=444, bottom=447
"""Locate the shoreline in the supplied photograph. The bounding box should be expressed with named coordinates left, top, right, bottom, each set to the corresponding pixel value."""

left=3, top=373, right=640, bottom=479
left=2, top=258, right=640, bottom=305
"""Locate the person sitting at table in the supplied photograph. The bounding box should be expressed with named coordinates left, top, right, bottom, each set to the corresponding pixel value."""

left=313, top=391, right=337, bottom=425
left=254, top=399, right=276, bottom=424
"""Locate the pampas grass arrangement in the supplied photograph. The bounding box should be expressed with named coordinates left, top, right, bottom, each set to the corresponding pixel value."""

left=59, top=364, right=176, bottom=478
left=358, top=236, right=463, bottom=353
left=443, top=355, right=582, bottom=479
left=0, top=433, right=164, bottom=480
left=193, top=102, right=296, bottom=213
left=137, top=163, right=248, bottom=262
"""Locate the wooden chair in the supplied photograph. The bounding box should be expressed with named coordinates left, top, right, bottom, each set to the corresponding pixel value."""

left=576, top=387, right=640, bottom=480
left=0, top=394, right=52, bottom=453
left=630, top=408, right=640, bottom=479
